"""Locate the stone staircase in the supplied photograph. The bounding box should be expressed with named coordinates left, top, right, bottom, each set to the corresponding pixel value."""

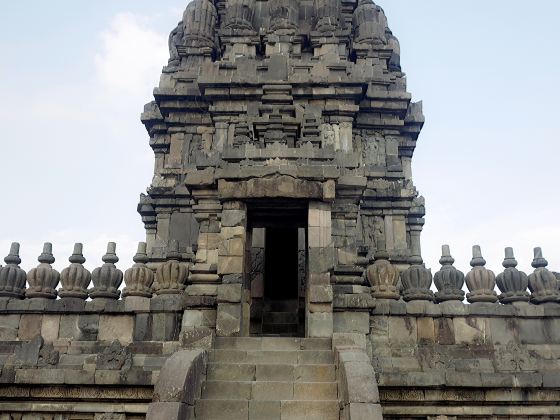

left=261, top=300, right=303, bottom=336
left=194, top=337, right=340, bottom=420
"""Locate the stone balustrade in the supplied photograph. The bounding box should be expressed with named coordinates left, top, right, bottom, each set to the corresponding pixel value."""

left=0, top=241, right=558, bottom=308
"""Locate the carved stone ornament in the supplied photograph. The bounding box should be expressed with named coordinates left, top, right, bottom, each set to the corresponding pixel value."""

left=367, top=249, right=400, bottom=300
left=313, top=0, right=341, bottom=33
left=528, top=247, right=560, bottom=304
left=352, top=0, right=388, bottom=45
left=496, top=247, right=530, bottom=304
left=123, top=242, right=154, bottom=298
left=434, top=245, right=465, bottom=302
left=465, top=245, right=498, bottom=304
left=154, top=240, right=189, bottom=295
left=26, top=243, right=60, bottom=299
left=59, top=243, right=91, bottom=300
left=223, top=0, right=256, bottom=31
left=89, top=242, right=123, bottom=300
left=269, top=0, right=299, bottom=33
left=183, top=0, right=218, bottom=49
left=0, top=243, right=27, bottom=299
left=400, top=259, right=434, bottom=302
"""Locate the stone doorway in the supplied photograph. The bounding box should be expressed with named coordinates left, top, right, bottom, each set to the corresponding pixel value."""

left=247, top=202, right=307, bottom=337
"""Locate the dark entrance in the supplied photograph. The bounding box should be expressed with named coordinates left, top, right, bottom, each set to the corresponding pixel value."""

left=264, top=228, right=298, bottom=301
left=247, top=201, right=307, bottom=337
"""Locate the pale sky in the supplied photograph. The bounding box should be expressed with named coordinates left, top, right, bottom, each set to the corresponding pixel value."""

left=1, top=1, right=559, bottom=281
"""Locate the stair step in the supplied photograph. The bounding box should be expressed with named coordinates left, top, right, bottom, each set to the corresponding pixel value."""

left=195, top=399, right=340, bottom=420
left=209, top=349, right=335, bottom=365
left=207, top=363, right=336, bottom=382
left=201, top=381, right=338, bottom=401
left=263, top=300, right=299, bottom=312
left=214, top=337, right=331, bottom=351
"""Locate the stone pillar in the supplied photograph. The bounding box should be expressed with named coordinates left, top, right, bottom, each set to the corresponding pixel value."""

left=216, top=201, right=248, bottom=336
left=307, top=202, right=334, bottom=338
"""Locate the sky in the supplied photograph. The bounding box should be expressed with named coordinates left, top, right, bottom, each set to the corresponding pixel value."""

left=0, top=0, right=559, bottom=281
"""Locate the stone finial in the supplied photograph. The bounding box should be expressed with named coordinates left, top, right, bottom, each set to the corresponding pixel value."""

left=528, top=247, right=560, bottom=304
left=223, top=0, right=256, bottom=31
left=89, top=242, right=123, bottom=300
left=269, top=0, right=299, bottom=32
left=59, top=243, right=91, bottom=300
left=0, top=243, right=27, bottom=299
left=434, top=245, right=465, bottom=302
left=352, top=0, right=388, bottom=45
left=366, top=249, right=400, bottom=300
left=123, top=242, right=154, bottom=298
left=168, top=21, right=184, bottom=67
left=154, top=240, right=189, bottom=295
left=400, top=258, right=434, bottom=302
left=313, top=0, right=341, bottom=33
left=496, top=247, right=530, bottom=304
left=26, top=243, right=60, bottom=299
left=465, top=245, right=498, bottom=303
left=183, top=0, right=218, bottom=49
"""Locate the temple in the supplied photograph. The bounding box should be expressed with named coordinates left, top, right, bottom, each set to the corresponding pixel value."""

left=1, top=1, right=560, bottom=419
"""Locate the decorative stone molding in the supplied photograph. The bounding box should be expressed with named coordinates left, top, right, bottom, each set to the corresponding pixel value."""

left=0, top=242, right=27, bottom=299
left=496, top=247, right=530, bottom=304
left=465, top=245, right=498, bottom=303
left=367, top=249, right=400, bottom=300
left=89, top=242, right=123, bottom=300
left=154, top=241, right=190, bottom=295
left=123, top=242, right=154, bottom=298
left=59, top=243, right=91, bottom=300
left=434, top=245, right=465, bottom=302
left=528, top=247, right=560, bottom=304
left=401, top=260, right=434, bottom=302
left=26, top=243, right=60, bottom=299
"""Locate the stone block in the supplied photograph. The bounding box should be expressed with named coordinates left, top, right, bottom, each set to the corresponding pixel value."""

left=334, top=312, right=369, bottom=334
left=280, top=400, right=339, bottom=420
left=434, top=318, right=455, bottom=345
left=152, top=313, right=180, bottom=341
left=252, top=381, right=293, bottom=401
left=256, top=364, right=294, bottom=381
left=218, top=284, right=243, bottom=303
left=309, top=273, right=330, bottom=285
left=342, top=403, right=383, bottom=420
left=294, top=382, right=337, bottom=400
left=180, top=327, right=214, bottom=350
left=453, top=317, right=488, bottom=345
left=187, top=285, right=218, bottom=296
left=133, top=313, right=153, bottom=341
left=388, top=317, right=417, bottom=345
left=218, top=256, right=244, bottom=275
left=333, top=333, right=367, bottom=349
left=308, top=248, right=335, bottom=273
left=63, top=369, right=95, bottom=385
left=0, top=314, right=20, bottom=340
left=124, top=296, right=151, bottom=312
left=41, top=315, right=60, bottom=343
left=308, top=285, right=333, bottom=303
left=98, top=315, right=134, bottom=344
left=417, top=317, right=435, bottom=343
left=216, top=303, right=242, bottom=337
left=18, top=315, right=42, bottom=341
left=182, top=310, right=217, bottom=329
left=222, top=210, right=246, bottom=227
left=249, top=401, right=281, bottom=420
left=15, top=368, right=65, bottom=384
left=195, top=400, right=248, bottom=420
left=307, top=312, right=333, bottom=338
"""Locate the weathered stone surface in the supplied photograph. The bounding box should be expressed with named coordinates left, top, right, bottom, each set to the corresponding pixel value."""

left=367, top=250, right=400, bottom=300
left=26, top=243, right=59, bottom=299
left=465, top=246, right=498, bottom=304
left=0, top=243, right=27, bottom=299
left=96, top=341, right=132, bottom=371
left=89, top=243, right=123, bottom=300
left=123, top=242, right=154, bottom=298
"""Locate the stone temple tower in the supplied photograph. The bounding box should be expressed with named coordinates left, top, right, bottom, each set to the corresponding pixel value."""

left=139, top=0, right=424, bottom=337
